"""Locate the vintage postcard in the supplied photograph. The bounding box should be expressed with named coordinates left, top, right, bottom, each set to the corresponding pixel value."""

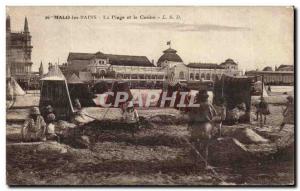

left=6, top=6, right=295, bottom=186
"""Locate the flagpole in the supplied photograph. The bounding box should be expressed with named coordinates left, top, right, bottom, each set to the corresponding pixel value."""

left=167, top=41, right=171, bottom=49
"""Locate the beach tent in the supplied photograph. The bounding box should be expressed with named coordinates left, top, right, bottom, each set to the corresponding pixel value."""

left=67, top=73, right=96, bottom=107
left=79, top=71, right=93, bottom=82
left=67, top=73, right=84, bottom=84
left=253, top=81, right=269, bottom=97
left=6, top=77, right=26, bottom=96
left=213, top=74, right=252, bottom=123
left=6, top=77, right=25, bottom=109
left=39, top=65, right=74, bottom=120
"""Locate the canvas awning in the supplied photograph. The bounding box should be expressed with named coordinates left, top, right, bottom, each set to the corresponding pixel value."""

left=40, top=65, right=66, bottom=81
left=39, top=65, right=74, bottom=119
left=213, top=74, right=252, bottom=123
left=67, top=73, right=84, bottom=84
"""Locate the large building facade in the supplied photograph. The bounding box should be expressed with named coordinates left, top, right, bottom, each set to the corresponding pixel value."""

left=60, top=46, right=241, bottom=87
left=6, top=16, right=33, bottom=87
left=245, top=65, right=294, bottom=85
left=60, top=51, right=165, bottom=88
left=156, top=47, right=241, bottom=84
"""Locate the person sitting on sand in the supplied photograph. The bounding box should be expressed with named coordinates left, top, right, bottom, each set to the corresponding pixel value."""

left=74, top=98, right=82, bottom=112
left=227, top=102, right=246, bottom=125
left=71, top=98, right=94, bottom=125
left=45, top=113, right=60, bottom=142
left=22, top=107, right=47, bottom=142
left=279, top=95, right=294, bottom=131
left=44, top=105, right=55, bottom=123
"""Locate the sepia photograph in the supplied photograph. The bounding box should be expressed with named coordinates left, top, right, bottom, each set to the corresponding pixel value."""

left=6, top=6, right=295, bottom=186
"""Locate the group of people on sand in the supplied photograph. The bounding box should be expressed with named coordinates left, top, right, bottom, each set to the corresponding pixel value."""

left=21, top=87, right=294, bottom=170
left=21, top=96, right=141, bottom=142
left=22, top=105, right=59, bottom=142
left=186, top=88, right=294, bottom=168
left=254, top=95, right=294, bottom=131
left=22, top=96, right=93, bottom=142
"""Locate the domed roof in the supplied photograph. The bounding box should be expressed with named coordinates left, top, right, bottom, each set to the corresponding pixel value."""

left=263, top=66, right=273, bottom=71
left=94, top=51, right=106, bottom=59
left=157, top=48, right=183, bottom=66
left=220, top=58, right=237, bottom=66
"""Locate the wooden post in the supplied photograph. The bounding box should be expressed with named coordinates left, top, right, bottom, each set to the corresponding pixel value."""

left=260, top=75, right=264, bottom=128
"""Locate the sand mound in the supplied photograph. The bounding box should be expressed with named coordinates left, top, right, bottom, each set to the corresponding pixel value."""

left=72, top=111, right=95, bottom=124
left=83, top=107, right=123, bottom=121
left=209, top=137, right=249, bottom=165
left=233, top=128, right=269, bottom=144
left=36, top=142, right=69, bottom=154
left=148, top=114, right=178, bottom=124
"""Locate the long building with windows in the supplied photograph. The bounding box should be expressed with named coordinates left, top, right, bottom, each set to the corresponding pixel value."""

left=156, top=47, right=241, bottom=83
left=59, top=46, right=242, bottom=88
left=245, top=65, right=294, bottom=85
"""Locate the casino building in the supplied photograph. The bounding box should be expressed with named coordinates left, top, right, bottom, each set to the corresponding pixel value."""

left=60, top=51, right=166, bottom=88
left=60, top=45, right=242, bottom=87
left=156, top=47, right=241, bottom=83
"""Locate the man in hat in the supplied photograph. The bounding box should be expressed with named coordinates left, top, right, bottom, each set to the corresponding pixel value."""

left=188, top=89, right=218, bottom=169
left=279, top=95, right=294, bottom=131
left=22, top=107, right=47, bottom=142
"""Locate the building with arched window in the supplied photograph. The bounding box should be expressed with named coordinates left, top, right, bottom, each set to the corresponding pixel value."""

left=206, top=73, right=211, bottom=80
left=187, top=61, right=241, bottom=82
left=179, top=71, right=185, bottom=79
left=212, top=73, right=215, bottom=81
left=190, top=73, right=194, bottom=80
left=61, top=51, right=165, bottom=87
left=60, top=44, right=242, bottom=86
left=245, top=70, right=294, bottom=85
left=200, top=73, right=204, bottom=80
left=220, top=58, right=238, bottom=70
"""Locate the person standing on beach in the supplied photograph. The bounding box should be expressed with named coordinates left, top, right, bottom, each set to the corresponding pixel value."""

left=255, top=97, right=270, bottom=125
left=188, top=89, right=218, bottom=169
left=121, top=100, right=140, bottom=137
left=279, top=96, right=294, bottom=131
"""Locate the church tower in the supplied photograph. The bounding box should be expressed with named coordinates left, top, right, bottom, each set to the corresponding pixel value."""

left=6, top=16, right=34, bottom=85
left=6, top=15, right=11, bottom=32
left=39, top=61, right=44, bottom=76
left=6, top=16, right=11, bottom=77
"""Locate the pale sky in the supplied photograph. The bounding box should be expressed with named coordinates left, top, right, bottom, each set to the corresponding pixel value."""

left=7, top=6, right=294, bottom=72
